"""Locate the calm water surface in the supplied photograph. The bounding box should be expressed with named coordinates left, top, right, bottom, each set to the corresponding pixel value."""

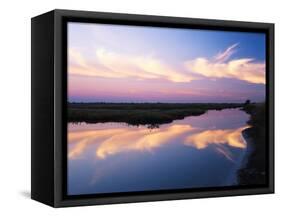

left=68, top=108, right=250, bottom=195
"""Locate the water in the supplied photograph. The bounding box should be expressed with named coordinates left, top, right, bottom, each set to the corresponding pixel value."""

left=67, top=108, right=250, bottom=195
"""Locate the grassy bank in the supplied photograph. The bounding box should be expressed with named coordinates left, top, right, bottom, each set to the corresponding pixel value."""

left=68, top=102, right=243, bottom=126
left=239, top=103, right=267, bottom=185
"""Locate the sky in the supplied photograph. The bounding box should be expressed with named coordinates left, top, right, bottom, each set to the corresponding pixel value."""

left=67, top=22, right=266, bottom=103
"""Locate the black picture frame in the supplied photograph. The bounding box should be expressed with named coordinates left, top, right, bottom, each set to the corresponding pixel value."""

left=31, top=9, right=274, bottom=207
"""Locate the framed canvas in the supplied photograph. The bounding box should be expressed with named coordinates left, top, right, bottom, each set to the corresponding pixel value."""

left=31, top=9, right=274, bottom=207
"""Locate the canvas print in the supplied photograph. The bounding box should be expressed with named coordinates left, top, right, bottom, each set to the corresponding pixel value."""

left=67, top=22, right=266, bottom=196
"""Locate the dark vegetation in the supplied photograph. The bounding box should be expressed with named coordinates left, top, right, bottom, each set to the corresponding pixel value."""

left=68, top=102, right=243, bottom=127
left=239, top=102, right=267, bottom=185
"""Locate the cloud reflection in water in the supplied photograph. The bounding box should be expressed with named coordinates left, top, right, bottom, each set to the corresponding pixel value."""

left=68, top=122, right=249, bottom=161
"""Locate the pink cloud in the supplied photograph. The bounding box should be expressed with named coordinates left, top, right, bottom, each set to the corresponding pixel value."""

left=185, top=44, right=265, bottom=84
left=69, top=44, right=265, bottom=85
left=214, top=43, right=238, bottom=62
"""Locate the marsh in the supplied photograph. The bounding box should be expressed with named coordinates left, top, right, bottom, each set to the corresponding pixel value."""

left=68, top=108, right=250, bottom=195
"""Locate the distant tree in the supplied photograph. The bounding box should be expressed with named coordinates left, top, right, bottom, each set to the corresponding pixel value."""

left=244, top=99, right=251, bottom=105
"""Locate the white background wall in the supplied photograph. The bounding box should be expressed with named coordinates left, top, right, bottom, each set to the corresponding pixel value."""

left=0, top=0, right=279, bottom=215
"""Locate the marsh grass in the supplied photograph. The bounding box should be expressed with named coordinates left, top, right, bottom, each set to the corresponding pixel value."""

left=68, top=102, right=243, bottom=126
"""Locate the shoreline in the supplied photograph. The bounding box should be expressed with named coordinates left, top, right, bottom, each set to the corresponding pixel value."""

left=238, top=103, right=266, bottom=185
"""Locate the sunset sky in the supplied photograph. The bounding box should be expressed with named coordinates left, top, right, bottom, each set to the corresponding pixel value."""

left=68, top=22, right=266, bottom=103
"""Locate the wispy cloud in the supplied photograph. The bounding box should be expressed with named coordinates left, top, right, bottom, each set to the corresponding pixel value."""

left=69, top=48, right=198, bottom=83
left=69, top=44, right=265, bottom=85
left=214, top=43, right=238, bottom=62
left=184, top=44, right=265, bottom=84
